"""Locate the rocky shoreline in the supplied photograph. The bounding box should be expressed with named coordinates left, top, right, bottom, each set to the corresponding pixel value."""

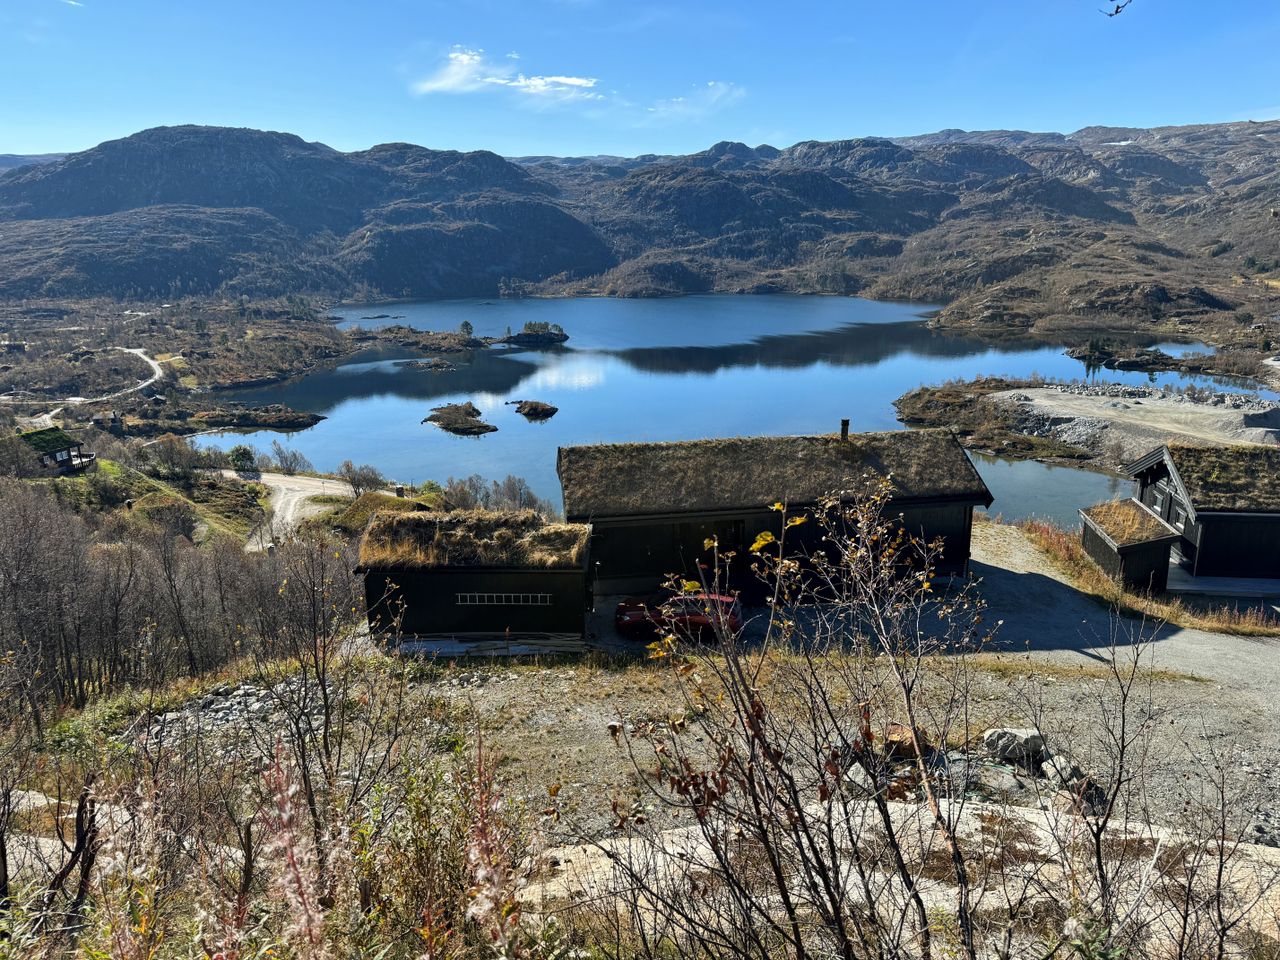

left=896, top=376, right=1280, bottom=469
left=997, top=382, right=1280, bottom=466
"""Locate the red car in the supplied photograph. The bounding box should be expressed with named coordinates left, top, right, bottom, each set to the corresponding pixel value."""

left=614, top=592, right=743, bottom=643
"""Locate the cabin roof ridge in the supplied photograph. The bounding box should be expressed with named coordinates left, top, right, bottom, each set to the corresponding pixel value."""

left=557, top=426, right=991, bottom=522
left=1128, top=441, right=1280, bottom=515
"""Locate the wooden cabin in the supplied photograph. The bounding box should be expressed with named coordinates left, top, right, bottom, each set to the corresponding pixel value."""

left=1079, top=499, right=1181, bottom=593
left=557, top=427, right=993, bottom=596
left=1127, top=443, right=1280, bottom=578
left=18, top=427, right=95, bottom=473
left=357, top=509, right=592, bottom=642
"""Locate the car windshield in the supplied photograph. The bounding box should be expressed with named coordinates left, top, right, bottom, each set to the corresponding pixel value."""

left=667, top=596, right=729, bottom=615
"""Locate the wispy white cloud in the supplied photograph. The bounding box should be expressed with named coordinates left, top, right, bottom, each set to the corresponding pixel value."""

left=59, top=1, right=84, bottom=7
left=502, top=74, right=600, bottom=97
left=412, top=47, right=490, bottom=94
left=412, top=46, right=601, bottom=102
left=642, top=81, right=745, bottom=124
left=411, top=46, right=743, bottom=127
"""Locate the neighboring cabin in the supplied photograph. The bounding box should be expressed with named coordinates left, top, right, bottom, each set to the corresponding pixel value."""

left=1079, top=498, right=1180, bottom=593
left=1127, top=443, right=1280, bottom=579
left=557, top=426, right=993, bottom=596
left=17, top=427, right=95, bottom=473
left=357, top=510, right=592, bottom=641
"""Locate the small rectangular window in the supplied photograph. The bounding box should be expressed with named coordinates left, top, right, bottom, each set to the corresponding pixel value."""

left=455, top=593, right=553, bottom=606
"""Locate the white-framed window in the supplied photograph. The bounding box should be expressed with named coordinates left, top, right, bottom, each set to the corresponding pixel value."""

left=456, top=593, right=554, bottom=606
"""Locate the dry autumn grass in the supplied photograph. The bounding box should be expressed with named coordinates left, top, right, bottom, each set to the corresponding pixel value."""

left=357, top=509, right=590, bottom=570
left=1021, top=518, right=1280, bottom=636
left=1081, top=498, right=1173, bottom=546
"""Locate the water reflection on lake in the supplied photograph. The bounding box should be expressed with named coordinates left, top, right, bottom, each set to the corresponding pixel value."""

left=972, top=454, right=1131, bottom=528
left=203, top=295, right=1270, bottom=525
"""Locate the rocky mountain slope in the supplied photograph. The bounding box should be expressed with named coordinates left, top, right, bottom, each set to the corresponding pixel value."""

left=3, top=122, right=1279, bottom=338
left=0, top=153, right=63, bottom=173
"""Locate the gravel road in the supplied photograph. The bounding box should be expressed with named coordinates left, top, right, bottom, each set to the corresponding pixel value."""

left=220, top=470, right=353, bottom=551
left=0, top=346, right=165, bottom=405
left=974, top=521, right=1280, bottom=696
left=972, top=520, right=1280, bottom=837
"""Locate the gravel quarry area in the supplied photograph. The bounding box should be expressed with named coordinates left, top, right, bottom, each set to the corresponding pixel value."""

left=993, top=382, right=1280, bottom=464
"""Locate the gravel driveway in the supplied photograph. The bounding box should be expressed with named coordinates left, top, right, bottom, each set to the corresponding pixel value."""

left=220, top=470, right=354, bottom=551
left=973, top=521, right=1280, bottom=699
left=972, top=521, right=1280, bottom=838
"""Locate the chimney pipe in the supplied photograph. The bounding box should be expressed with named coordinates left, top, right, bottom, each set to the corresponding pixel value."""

left=840, top=418, right=850, bottom=441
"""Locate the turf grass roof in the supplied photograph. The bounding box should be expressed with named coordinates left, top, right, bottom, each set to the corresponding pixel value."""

left=557, top=428, right=992, bottom=521
left=1081, top=498, right=1179, bottom=548
left=358, top=509, right=590, bottom=571
left=17, top=427, right=81, bottom=455
left=1164, top=443, right=1280, bottom=514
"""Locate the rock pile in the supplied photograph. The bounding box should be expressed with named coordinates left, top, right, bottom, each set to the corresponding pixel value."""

left=1013, top=407, right=1112, bottom=450
left=844, top=725, right=1104, bottom=813
left=138, top=678, right=327, bottom=752
left=1051, top=381, right=1274, bottom=412
left=1237, top=755, right=1280, bottom=848
left=943, top=727, right=1102, bottom=811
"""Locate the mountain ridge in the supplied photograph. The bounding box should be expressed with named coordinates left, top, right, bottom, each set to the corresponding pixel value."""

left=3, top=121, right=1279, bottom=338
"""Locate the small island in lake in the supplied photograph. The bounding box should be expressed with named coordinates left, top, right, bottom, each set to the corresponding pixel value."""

left=499, top=321, right=569, bottom=346
left=423, top=401, right=498, bottom=435
left=507, top=399, right=559, bottom=421
left=397, top=357, right=456, bottom=373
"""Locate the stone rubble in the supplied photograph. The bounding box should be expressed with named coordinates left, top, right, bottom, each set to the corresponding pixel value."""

left=843, top=726, right=1108, bottom=814
left=1238, top=752, right=1280, bottom=848
left=130, top=680, right=1280, bottom=849
left=1049, top=381, right=1275, bottom=412
left=1014, top=408, right=1111, bottom=449
left=1002, top=382, right=1277, bottom=457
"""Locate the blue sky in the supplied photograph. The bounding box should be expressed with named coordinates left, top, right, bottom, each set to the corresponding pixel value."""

left=4, top=0, right=1280, bottom=157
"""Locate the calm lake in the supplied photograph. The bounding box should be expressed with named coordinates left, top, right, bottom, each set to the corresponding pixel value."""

left=204, top=295, right=1269, bottom=528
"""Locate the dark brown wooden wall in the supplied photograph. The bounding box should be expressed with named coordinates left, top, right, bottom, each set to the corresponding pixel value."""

left=365, top=568, right=589, bottom=637
left=589, top=499, right=977, bottom=598
left=1193, top=515, right=1280, bottom=578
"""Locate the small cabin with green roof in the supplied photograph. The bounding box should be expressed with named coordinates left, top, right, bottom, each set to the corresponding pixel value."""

left=18, top=427, right=95, bottom=473
left=356, top=509, right=592, bottom=642
left=1079, top=498, right=1180, bottom=593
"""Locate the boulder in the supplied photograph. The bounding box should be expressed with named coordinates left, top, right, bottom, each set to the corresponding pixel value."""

left=942, top=753, right=1033, bottom=803
left=1040, top=753, right=1087, bottom=789
left=843, top=760, right=917, bottom=800
left=980, top=727, right=1047, bottom=766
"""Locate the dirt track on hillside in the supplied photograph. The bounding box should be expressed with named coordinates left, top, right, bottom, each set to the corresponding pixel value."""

left=220, top=470, right=353, bottom=551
